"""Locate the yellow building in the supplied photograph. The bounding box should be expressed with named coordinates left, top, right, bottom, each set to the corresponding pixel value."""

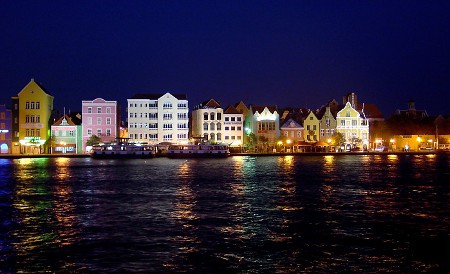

left=303, top=111, right=320, bottom=143
left=11, top=79, right=54, bottom=154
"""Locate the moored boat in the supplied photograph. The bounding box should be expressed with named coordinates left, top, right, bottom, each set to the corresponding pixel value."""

left=167, top=144, right=230, bottom=158
left=90, top=143, right=156, bottom=159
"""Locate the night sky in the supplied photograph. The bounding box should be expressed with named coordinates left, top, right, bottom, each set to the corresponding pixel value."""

left=1, top=0, right=449, bottom=118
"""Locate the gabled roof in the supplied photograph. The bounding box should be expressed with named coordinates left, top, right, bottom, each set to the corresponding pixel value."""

left=251, top=105, right=277, bottom=114
left=130, top=93, right=188, bottom=100
left=280, top=118, right=303, bottom=129
left=19, top=78, right=53, bottom=97
left=53, top=114, right=77, bottom=126
left=360, top=103, right=384, bottom=119
left=201, top=98, right=221, bottom=108
left=224, top=105, right=241, bottom=114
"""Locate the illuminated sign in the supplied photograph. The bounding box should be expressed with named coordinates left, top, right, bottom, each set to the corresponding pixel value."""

left=0, top=130, right=9, bottom=133
left=24, top=137, right=41, bottom=141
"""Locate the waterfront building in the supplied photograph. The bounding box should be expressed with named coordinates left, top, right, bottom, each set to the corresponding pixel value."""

left=127, top=93, right=189, bottom=145
left=0, top=105, right=12, bottom=154
left=336, top=101, right=370, bottom=150
left=51, top=113, right=82, bottom=154
left=280, top=118, right=304, bottom=151
left=223, top=105, right=244, bottom=147
left=317, top=106, right=337, bottom=142
left=245, top=105, right=280, bottom=149
left=303, top=110, right=320, bottom=143
left=82, top=98, right=119, bottom=153
left=11, top=79, right=54, bottom=154
left=191, top=99, right=224, bottom=143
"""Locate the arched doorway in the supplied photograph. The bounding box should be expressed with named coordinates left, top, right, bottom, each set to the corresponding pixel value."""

left=0, top=143, right=8, bottom=154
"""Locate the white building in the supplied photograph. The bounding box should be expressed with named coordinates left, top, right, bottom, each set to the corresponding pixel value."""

left=127, top=93, right=189, bottom=144
left=223, top=105, right=244, bottom=147
left=191, top=99, right=224, bottom=143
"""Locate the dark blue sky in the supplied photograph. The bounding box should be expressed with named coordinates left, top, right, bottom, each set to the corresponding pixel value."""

left=1, top=0, right=449, bottom=117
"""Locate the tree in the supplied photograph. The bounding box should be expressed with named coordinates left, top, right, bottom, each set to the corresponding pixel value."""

left=86, top=135, right=101, bottom=146
left=332, top=132, right=345, bottom=146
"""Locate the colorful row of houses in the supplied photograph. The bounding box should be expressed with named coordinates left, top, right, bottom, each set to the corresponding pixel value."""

left=0, top=79, right=449, bottom=155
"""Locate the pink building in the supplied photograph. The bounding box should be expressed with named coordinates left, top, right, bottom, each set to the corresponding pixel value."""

left=82, top=98, right=119, bottom=153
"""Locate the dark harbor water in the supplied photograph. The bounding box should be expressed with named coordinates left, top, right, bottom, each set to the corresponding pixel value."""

left=0, top=154, right=449, bottom=273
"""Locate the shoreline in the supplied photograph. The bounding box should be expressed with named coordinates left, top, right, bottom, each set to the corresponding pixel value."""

left=0, top=150, right=448, bottom=159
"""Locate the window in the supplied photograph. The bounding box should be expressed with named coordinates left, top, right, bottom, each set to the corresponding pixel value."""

left=225, top=117, right=229, bottom=121
left=310, top=116, right=313, bottom=120
left=88, top=107, right=92, bottom=113
left=237, top=117, right=241, bottom=121
left=31, top=102, right=35, bottom=109
left=106, top=129, right=111, bottom=136
left=313, top=125, right=317, bottom=130
left=217, top=123, right=221, bottom=130
left=352, top=120, right=357, bottom=126
left=225, top=136, right=230, bottom=140
left=31, top=116, right=35, bottom=123
left=106, top=118, right=111, bottom=125
left=25, top=115, right=30, bottom=123
left=97, top=118, right=102, bottom=125
left=217, top=113, right=222, bottom=120
left=163, top=124, right=172, bottom=129
left=225, top=126, right=229, bottom=130
left=26, top=129, right=30, bottom=136
left=97, top=129, right=102, bottom=136
left=106, top=107, right=111, bottom=113
left=149, top=123, right=158, bottom=129
left=36, top=102, right=40, bottom=109
left=340, top=120, right=345, bottom=126
left=210, top=113, right=215, bottom=120
left=149, top=102, right=157, bottom=108
left=321, top=129, right=325, bottom=136
left=163, top=113, right=172, bottom=120
left=307, top=125, right=310, bottom=130
left=204, top=113, right=208, bottom=121
left=231, top=117, right=235, bottom=121
left=69, top=130, right=74, bottom=137
left=346, top=110, right=350, bottom=117
left=231, top=126, right=235, bottom=131
left=97, top=107, right=102, bottom=113
left=203, top=123, right=208, bottom=130
left=88, top=117, right=92, bottom=125
left=87, top=129, right=92, bottom=136
left=25, top=102, right=30, bottom=109
left=326, top=118, right=330, bottom=127
left=178, top=103, right=187, bottom=108
left=297, top=131, right=302, bottom=137
left=149, top=113, right=158, bottom=119
left=210, top=123, right=215, bottom=130
left=36, top=115, right=40, bottom=123
left=163, top=102, right=172, bottom=109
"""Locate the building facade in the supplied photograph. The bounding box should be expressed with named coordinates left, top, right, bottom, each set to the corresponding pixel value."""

left=191, top=99, right=224, bottom=143
left=127, top=93, right=189, bottom=145
left=336, top=102, right=370, bottom=150
left=0, top=105, right=12, bottom=154
left=223, top=105, right=244, bottom=147
left=318, top=106, right=337, bottom=142
left=11, top=79, right=54, bottom=154
left=246, top=106, right=280, bottom=148
left=303, top=111, right=320, bottom=143
left=82, top=98, right=118, bottom=153
left=51, top=114, right=83, bottom=154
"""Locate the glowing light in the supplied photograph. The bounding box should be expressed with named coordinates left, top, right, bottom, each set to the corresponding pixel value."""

left=417, top=137, right=422, bottom=142
left=390, top=138, right=395, bottom=143
left=286, top=139, right=292, bottom=144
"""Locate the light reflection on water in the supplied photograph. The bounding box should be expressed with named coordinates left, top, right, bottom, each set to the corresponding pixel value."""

left=0, top=154, right=449, bottom=273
